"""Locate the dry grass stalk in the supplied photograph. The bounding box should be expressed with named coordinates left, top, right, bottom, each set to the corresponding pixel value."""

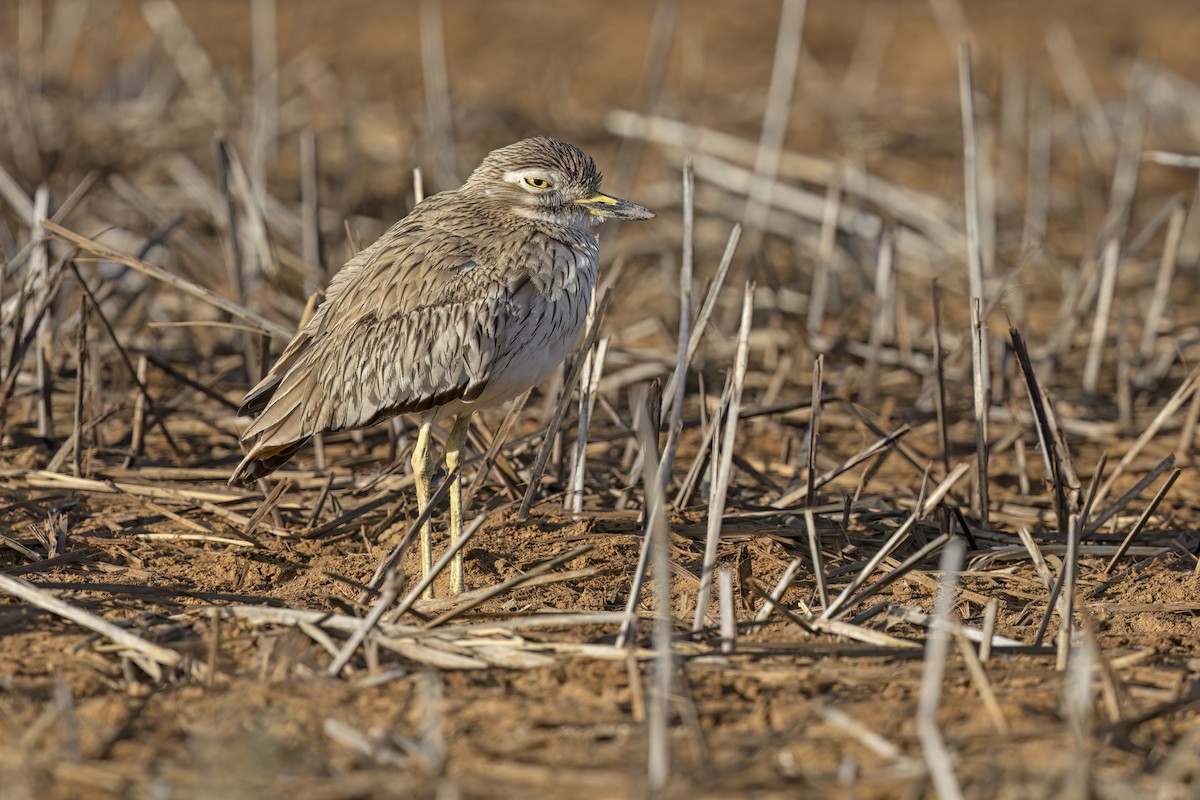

left=742, top=0, right=808, bottom=246
left=1083, top=239, right=1120, bottom=394
left=660, top=220, right=739, bottom=418
left=44, top=220, right=291, bottom=339
left=657, top=159, right=695, bottom=493
left=752, top=557, right=803, bottom=623
left=717, top=567, right=735, bottom=654
left=915, top=537, right=966, bottom=800
left=636, top=379, right=675, bottom=791
left=419, top=0, right=458, bottom=189
left=421, top=545, right=593, bottom=629
left=1103, top=468, right=1181, bottom=572
left=691, top=282, right=753, bottom=634
left=803, top=509, right=828, bottom=611
left=1096, top=363, right=1200, bottom=506
left=330, top=512, right=485, bottom=676
left=969, top=297, right=990, bottom=527
left=0, top=573, right=183, bottom=672
left=605, top=110, right=963, bottom=252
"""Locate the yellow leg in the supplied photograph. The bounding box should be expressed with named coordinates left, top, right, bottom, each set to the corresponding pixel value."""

left=411, top=419, right=436, bottom=599
left=445, top=412, right=472, bottom=595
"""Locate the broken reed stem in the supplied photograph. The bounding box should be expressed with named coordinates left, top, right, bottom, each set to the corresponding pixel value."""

left=299, top=129, right=322, bottom=288
left=69, top=263, right=185, bottom=463
left=1137, top=204, right=1184, bottom=369
left=660, top=221, right=740, bottom=416
left=465, top=387, right=531, bottom=505
left=0, top=266, right=68, bottom=437
left=954, top=630, right=1010, bottom=734
left=250, top=0, right=277, bottom=198
left=718, top=567, right=736, bottom=653
left=1079, top=451, right=1109, bottom=530
left=566, top=337, right=607, bottom=514
left=862, top=227, right=894, bottom=402
left=616, top=385, right=667, bottom=650
left=1177, top=388, right=1200, bottom=464
left=980, top=598, right=1000, bottom=663
left=1011, top=326, right=1069, bottom=535
left=970, top=297, right=990, bottom=528
left=657, top=159, right=695, bottom=494
left=807, top=178, right=840, bottom=342
left=1095, top=462, right=1155, bottom=531
left=44, top=220, right=292, bottom=339
left=753, top=557, right=803, bottom=623
left=916, top=537, right=966, bottom=800
left=32, top=188, right=52, bottom=440
left=692, top=282, right=754, bottom=635
left=959, top=41, right=987, bottom=302
left=0, top=572, right=182, bottom=670
left=636, top=383, right=674, bottom=792
left=421, top=545, right=593, bottom=629
left=821, top=507, right=922, bottom=620
left=804, top=508, right=829, bottom=611
left=742, top=0, right=808, bottom=244
left=1094, top=363, right=1200, bottom=509
left=72, top=292, right=89, bottom=477
left=931, top=280, right=950, bottom=476
left=567, top=290, right=607, bottom=514
left=609, top=0, right=677, bottom=196
left=365, top=464, right=461, bottom=592
left=673, top=393, right=722, bottom=510
left=1064, top=620, right=1097, bottom=797
left=330, top=512, right=485, bottom=676
left=419, top=0, right=458, bottom=188
left=774, top=423, right=911, bottom=508
left=1083, top=238, right=1119, bottom=394
left=806, top=354, right=823, bottom=504
left=126, top=354, right=149, bottom=467
left=1057, top=513, right=1081, bottom=671
left=829, top=532, right=953, bottom=622
left=1104, top=468, right=1181, bottom=572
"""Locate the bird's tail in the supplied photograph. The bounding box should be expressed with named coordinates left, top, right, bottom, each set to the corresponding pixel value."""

left=229, top=436, right=312, bottom=486
left=230, top=351, right=319, bottom=486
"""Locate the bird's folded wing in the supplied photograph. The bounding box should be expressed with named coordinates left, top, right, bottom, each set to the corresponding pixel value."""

left=242, top=296, right=502, bottom=445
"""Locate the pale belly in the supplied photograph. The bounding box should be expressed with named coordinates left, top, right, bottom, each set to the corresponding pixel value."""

left=430, top=287, right=592, bottom=421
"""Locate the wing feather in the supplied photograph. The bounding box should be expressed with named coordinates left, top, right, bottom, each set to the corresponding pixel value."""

left=231, top=201, right=514, bottom=485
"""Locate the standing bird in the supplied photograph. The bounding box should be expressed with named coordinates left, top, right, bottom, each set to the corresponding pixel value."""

left=230, top=137, right=653, bottom=595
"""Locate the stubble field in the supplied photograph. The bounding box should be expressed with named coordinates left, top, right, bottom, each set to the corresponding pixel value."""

left=2, top=1, right=1199, bottom=797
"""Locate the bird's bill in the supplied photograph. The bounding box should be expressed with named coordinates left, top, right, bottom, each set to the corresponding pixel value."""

left=573, top=192, right=655, bottom=220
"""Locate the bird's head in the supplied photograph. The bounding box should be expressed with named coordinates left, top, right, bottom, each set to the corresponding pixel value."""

left=465, top=137, right=654, bottom=228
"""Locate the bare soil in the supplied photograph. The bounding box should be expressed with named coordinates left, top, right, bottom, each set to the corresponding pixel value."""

left=2, top=2, right=1199, bottom=798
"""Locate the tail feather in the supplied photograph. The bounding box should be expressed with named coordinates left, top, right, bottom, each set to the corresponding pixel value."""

left=238, top=375, right=280, bottom=417
left=229, top=437, right=312, bottom=486
left=239, top=331, right=316, bottom=417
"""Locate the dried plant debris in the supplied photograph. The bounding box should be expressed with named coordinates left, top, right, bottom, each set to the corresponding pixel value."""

left=2, top=2, right=1200, bottom=798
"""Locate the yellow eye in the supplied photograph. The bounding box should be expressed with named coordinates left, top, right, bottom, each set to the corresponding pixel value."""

left=522, top=176, right=552, bottom=190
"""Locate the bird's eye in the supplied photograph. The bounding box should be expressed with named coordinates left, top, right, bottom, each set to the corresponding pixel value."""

left=522, top=176, right=552, bottom=191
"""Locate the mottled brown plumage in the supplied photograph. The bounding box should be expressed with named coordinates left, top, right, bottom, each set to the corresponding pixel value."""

left=231, top=137, right=653, bottom=594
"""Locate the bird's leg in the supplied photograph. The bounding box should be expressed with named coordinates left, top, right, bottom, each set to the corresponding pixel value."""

left=444, top=412, right=472, bottom=595
left=411, top=419, right=436, bottom=599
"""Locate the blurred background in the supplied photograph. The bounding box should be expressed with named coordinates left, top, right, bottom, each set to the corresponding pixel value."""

left=4, top=5, right=1200, bottom=797
left=4, top=0, right=1200, bottom=347
left=4, top=0, right=1200, bottom=309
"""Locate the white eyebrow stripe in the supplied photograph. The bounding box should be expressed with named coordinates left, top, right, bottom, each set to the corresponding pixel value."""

left=504, top=169, right=554, bottom=184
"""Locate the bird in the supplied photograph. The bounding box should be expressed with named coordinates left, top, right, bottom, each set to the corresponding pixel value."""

left=230, top=136, right=654, bottom=596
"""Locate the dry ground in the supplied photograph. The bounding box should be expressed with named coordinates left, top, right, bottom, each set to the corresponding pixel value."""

left=2, top=1, right=1200, bottom=798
